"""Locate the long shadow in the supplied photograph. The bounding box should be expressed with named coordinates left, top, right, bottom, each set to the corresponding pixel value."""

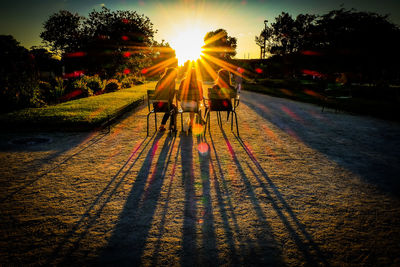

left=196, top=134, right=219, bottom=265
left=180, top=133, right=198, bottom=266
left=0, top=131, right=108, bottom=203
left=97, top=132, right=175, bottom=265
left=241, top=91, right=400, bottom=196
left=205, top=132, right=244, bottom=265
left=150, top=140, right=181, bottom=265
left=208, top=126, right=283, bottom=265
left=232, top=131, right=329, bottom=266
left=46, top=133, right=156, bottom=265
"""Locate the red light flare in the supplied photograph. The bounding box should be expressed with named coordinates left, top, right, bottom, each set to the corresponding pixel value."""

left=301, top=50, right=322, bottom=56
left=255, top=68, right=263, bottom=74
left=302, top=69, right=324, bottom=78
left=198, top=142, right=209, bottom=156
left=63, top=70, right=85, bottom=78
left=141, top=68, right=148, bottom=74
left=303, top=89, right=324, bottom=100
left=123, top=69, right=130, bottom=74
left=121, top=35, right=129, bottom=41
left=59, top=89, right=82, bottom=102
left=122, top=18, right=130, bottom=24
left=123, top=52, right=131, bottom=58
left=65, top=51, right=87, bottom=58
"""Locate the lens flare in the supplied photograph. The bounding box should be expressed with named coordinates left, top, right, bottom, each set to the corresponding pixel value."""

left=198, top=142, right=209, bottom=156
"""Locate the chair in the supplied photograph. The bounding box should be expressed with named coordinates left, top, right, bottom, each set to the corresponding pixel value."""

left=176, top=90, right=204, bottom=133
left=204, top=87, right=240, bottom=136
left=146, top=89, right=171, bottom=136
left=321, top=84, right=352, bottom=113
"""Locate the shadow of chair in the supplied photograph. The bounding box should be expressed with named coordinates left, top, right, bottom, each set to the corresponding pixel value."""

left=321, top=84, right=352, bottom=113
left=146, top=90, right=171, bottom=136
left=176, top=89, right=204, bottom=134
left=204, top=87, right=239, bottom=136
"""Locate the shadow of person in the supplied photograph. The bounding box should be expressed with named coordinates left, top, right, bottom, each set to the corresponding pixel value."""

left=98, top=132, right=176, bottom=265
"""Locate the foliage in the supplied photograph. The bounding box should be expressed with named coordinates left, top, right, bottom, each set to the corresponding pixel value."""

left=72, top=78, right=93, bottom=97
left=40, top=10, right=84, bottom=55
left=41, top=7, right=157, bottom=78
left=0, top=35, right=40, bottom=112
left=203, top=29, right=237, bottom=60
left=51, top=77, right=66, bottom=102
left=30, top=46, right=61, bottom=76
left=104, top=79, right=120, bottom=92
left=82, top=75, right=103, bottom=93
left=0, top=82, right=154, bottom=128
left=255, top=9, right=400, bottom=83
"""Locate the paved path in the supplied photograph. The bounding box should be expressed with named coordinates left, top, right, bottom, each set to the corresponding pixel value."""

left=1, top=90, right=400, bottom=266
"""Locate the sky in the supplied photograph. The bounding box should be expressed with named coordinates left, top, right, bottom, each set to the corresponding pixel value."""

left=1, top=0, right=399, bottom=59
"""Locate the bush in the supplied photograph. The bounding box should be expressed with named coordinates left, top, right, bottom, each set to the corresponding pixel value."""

left=72, top=78, right=93, bottom=98
left=104, top=79, right=120, bottom=92
left=83, top=75, right=103, bottom=93
left=50, top=77, right=66, bottom=103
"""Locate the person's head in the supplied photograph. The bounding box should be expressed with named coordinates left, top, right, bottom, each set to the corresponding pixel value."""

left=161, top=67, right=178, bottom=82
left=216, top=69, right=231, bottom=89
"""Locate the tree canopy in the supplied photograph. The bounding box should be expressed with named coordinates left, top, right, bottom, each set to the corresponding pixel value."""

left=203, top=29, right=237, bottom=60
left=41, top=7, right=162, bottom=77
left=255, top=9, right=400, bottom=81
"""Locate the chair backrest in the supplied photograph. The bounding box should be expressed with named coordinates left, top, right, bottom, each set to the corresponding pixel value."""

left=147, top=89, right=169, bottom=112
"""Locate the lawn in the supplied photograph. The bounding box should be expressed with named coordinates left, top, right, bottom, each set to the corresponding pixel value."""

left=0, top=82, right=156, bottom=131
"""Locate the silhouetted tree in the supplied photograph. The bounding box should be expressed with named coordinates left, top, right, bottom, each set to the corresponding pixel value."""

left=0, top=35, right=41, bottom=112
left=41, top=7, right=157, bottom=77
left=203, top=29, right=237, bottom=60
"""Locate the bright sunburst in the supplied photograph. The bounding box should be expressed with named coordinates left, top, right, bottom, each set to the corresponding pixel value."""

left=169, top=27, right=206, bottom=65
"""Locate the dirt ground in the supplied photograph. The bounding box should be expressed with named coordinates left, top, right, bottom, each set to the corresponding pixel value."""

left=1, top=90, right=400, bottom=266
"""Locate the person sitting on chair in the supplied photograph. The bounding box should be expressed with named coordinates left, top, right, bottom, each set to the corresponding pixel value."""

left=209, top=69, right=235, bottom=115
left=154, top=67, right=178, bottom=132
left=178, top=68, right=203, bottom=132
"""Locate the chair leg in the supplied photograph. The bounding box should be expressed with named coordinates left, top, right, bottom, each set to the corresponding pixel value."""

left=234, top=111, right=239, bottom=136
left=231, top=111, right=233, bottom=131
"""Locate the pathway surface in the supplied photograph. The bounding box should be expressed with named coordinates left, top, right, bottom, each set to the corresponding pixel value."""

left=1, top=90, right=400, bottom=266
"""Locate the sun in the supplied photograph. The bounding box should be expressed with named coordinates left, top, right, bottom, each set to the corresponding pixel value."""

left=169, top=27, right=206, bottom=65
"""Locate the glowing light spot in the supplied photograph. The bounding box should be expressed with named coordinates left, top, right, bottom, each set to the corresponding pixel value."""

left=141, top=68, right=148, bottom=74
left=63, top=70, right=84, bottom=78
left=192, top=123, right=204, bottom=136
left=121, top=35, right=129, bottom=41
left=198, top=142, right=209, bottom=156
left=122, top=19, right=129, bottom=24
left=302, top=69, right=324, bottom=78
left=65, top=52, right=87, bottom=58
left=301, top=50, right=322, bottom=56
left=255, top=68, right=263, bottom=74
left=123, top=69, right=130, bottom=74
left=222, top=100, right=228, bottom=107
left=123, top=52, right=131, bottom=58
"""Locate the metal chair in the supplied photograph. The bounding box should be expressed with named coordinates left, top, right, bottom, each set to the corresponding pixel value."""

left=204, top=87, right=239, bottom=136
left=176, top=90, right=204, bottom=134
left=146, top=89, right=170, bottom=136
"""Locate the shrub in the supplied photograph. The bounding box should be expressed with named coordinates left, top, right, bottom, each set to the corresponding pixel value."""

left=72, top=78, right=93, bottom=98
left=104, top=79, right=120, bottom=92
left=50, top=77, right=66, bottom=102
left=83, top=75, right=103, bottom=93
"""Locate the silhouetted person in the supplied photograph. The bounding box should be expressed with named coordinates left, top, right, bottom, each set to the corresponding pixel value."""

left=178, top=68, right=203, bottom=132
left=154, top=68, right=178, bottom=132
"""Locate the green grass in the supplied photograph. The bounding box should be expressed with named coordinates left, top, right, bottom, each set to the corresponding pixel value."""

left=0, top=82, right=156, bottom=130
